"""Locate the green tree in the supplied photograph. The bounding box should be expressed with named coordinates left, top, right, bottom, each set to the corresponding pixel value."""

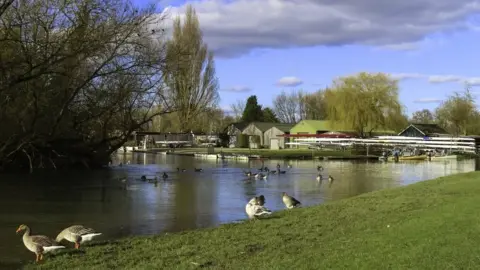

left=262, top=107, right=279, bottom=122
left=242, top=95, right=263, bottom=122
left=435, top=89, right=478, bottom=135
left=164, top=5, right=219, bottom=132
left=411, top=109, right=435, bottom=124
left=325, top=72, right=405, bottom=137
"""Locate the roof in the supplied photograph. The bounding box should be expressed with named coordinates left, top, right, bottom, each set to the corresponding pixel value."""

left=268, top=123, right=295, bottom=132
left=247, top=122, right=282, bottom=132
left=292, top=120, right=396, bottom=134
left=293, top=120, right=331, bottom=131
left=400, top=123, right=448, bottom=136
left=232, top=122, right=248, bottom=131
left=223, top=122, right=248, bottom=132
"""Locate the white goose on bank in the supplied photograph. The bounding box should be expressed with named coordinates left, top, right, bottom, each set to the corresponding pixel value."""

left=245, top=195, right=272, bottom=219
left=16, top=224, right=65, bottom=263
left=55, top=225, right=102, bottom=249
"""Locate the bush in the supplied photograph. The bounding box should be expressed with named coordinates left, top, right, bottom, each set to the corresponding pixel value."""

left=218, top=133, right=230, bottom=147
left=236, top=134, right=249, bottom=148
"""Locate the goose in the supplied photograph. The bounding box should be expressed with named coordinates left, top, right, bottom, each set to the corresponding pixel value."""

left=282, top=192, right=302, bottom=209
left=257, top=195, right=266, bottom=206
left=278, top=170, right=286, bottom=174
left=254, top=173, right=267, bottom=180
left=162, top=172, right=168, bottom=180
left=16, top=224, right=65, bottom=263
left=140, top=175, right=147, bottom=181
left=316, top=174, right=323, bottom=182
left=317, top=165, right=323, bottom=171
left=194, top=168, right=203, bottom=172
left=245, top=196, right=272, bottom=219
left=177, top=168, right=186, bottom=172
left=328, top=175, right=334, bottom=183
left=56, top=225, right=102, bottom=249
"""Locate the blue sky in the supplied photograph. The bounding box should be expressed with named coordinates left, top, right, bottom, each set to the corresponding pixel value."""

left=138, top=0, right=480, bottom=116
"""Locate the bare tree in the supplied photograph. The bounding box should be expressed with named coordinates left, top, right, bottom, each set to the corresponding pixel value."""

left=0, top=0, right=184, bottom=171
left=0, top=0, right=14, bottom=17
left=411, top=109, right=435, bottom=124
left=230, top=99, right=245, bottom=121
left=163, top=5, right=219, bottom=132
left=273, top=90, right=303, bottom=123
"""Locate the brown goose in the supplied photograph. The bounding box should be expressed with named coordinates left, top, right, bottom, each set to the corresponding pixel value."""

left=282, top=192, right=302, bottom=209
left=55, top=225, right=102, bottom=249
left=16, top=224, right=65, bottom=263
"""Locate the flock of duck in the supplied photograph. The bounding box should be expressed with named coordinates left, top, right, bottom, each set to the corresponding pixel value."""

left=16, top=163, right=334, bottom=264
left=15, top=224, right=102, bottom=263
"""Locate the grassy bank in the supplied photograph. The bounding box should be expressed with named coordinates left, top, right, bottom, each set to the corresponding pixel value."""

left=27, top=172, right=480, bottom=269
left=153, top=147, right=367, bottom=159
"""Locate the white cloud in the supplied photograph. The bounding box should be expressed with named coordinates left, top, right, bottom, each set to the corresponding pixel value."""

left=161, top=0, right=480, bottom=57
left=220, top=86, right=252, bottom=93
left=276, top=76, right=303, bottom=87
left=428, top=75, right=463, bottom=83
left=413, top=98, right=443, bottom=104
left=380, top=42, right=420, bottom=51
left=390, top=73, right=424, bottom=80
left=391, top=73, right=480, bottom=86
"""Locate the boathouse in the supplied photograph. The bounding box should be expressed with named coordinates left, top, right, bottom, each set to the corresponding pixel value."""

left=398, top=123, right=449, bottom=137
left=264, top=123, right=295, bottom=149
left=224, top=122, right=248, bottom=148
left=242, top=122, right=278, bottom=148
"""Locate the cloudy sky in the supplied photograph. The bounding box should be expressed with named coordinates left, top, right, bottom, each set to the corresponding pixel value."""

left=144, top=0, right=480, bottom=116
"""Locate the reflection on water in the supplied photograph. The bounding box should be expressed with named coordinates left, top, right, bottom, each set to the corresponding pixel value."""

left=0, top=153, right=477, bottom=265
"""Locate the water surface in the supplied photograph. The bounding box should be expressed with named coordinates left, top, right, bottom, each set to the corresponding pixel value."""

left=0, top=153, right=477, bottom=266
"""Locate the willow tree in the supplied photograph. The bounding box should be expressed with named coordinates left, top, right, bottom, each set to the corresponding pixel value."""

left=163, top=5, right=219, bottom=132
left=325, top=72, right=405, bottom=137
left=435, top=89, right=478, bottom=136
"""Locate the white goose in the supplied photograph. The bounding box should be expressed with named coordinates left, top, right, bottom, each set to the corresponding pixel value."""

left=245, top=195, right=272, bottom=219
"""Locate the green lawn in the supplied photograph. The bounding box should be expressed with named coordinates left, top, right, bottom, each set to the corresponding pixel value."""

left=26, top=171, right=480, bottom=269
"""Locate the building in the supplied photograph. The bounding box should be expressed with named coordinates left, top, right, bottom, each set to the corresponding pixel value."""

left=398, top=123, right=449, bottom=137
left=264, top=124, right=295, bottom=149
left=242, top=122, right=280, bottom=148
left=224, top=122, right=248, bottom=147
left=289, top=120, right=334, bottom=135
left=289, top=120, right=396, bottom=136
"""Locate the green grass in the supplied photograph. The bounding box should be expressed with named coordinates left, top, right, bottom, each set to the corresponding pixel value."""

left=26, top=171, right=480, bottom=269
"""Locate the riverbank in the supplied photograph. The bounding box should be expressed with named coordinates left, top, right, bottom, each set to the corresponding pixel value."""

left=28, top=171, right=480, bottom=269
left=133, top=147, right=379, bottom=160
